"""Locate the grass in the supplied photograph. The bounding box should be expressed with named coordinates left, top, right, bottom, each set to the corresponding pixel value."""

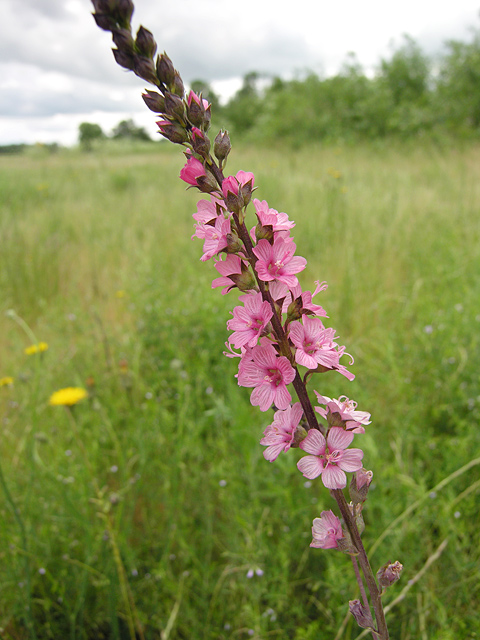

left=0, top=139, right=479, bottom=639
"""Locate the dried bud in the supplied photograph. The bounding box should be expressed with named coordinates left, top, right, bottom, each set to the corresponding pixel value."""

left=377, top=560, right=403, bottom=591
left=142, top=90, right=165, bottom=114
left=135, top=26, right=157, bottom=58
left=214, top=130, right=231, bottom=162
left=112, top=48, right=135, bottom=71
left=164, top=92, right=185, bottom=121
left=156, top=53, right=175, bottom=86
left=349, top=468, right=373, bottom=504
left=111, top=27, right=134, bottom=52
left=349, top=600, right=374, bottom=630
left=172, top=72, right=185, bottom=97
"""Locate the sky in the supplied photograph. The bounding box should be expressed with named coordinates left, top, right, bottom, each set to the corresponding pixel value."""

left=1, top=0, right=479, bottom=146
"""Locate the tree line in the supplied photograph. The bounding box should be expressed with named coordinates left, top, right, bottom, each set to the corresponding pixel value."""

left=80, top=29, right=480, bottom=147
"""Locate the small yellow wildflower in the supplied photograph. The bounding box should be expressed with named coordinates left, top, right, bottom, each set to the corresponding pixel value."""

left=115, top=290, right=126, bottom=298
left=49, top=387, right=88, bottom=407
left=24, top=342, right=49, bottom=355
left=0, top=377, right=14, bottom=387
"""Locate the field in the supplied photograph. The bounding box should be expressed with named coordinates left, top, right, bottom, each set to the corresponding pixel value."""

left=0, top=140, right=479, bottom=640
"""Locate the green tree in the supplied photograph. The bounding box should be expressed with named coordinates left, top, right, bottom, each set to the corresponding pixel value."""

left=111, top=118, right=151, bottom=141
left=78, top=122, right=104, bottom=150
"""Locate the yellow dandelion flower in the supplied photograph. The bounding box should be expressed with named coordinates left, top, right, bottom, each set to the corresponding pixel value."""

left=115, top=290, right=126, bottom=298
left=0, top=376, right=14, bottom=387
left=49, top=387, right=88, bottom=407
left=24, top=342, right=49, bottom=355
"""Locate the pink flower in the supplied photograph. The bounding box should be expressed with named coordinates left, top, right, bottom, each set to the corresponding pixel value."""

left=212, top=254, right=244, bottom=294
left=253, top=198, right=295, bottom=232
left=253, top=236, right=306, bottom=288
left=310, top=510, right=344, bottom=549
left=297, top=427, right=363, bottom=489
left=196, top=215, right=231, bottom=261
left=187, top=90, right=209, bottom=110
left=237, top=341, right=295, bottom=411
left=222, top=170, right=255, bottom=198
left=283, top=281, right=328, bottom=318
left=314, top=392, right=371, bottom=434
left=289, top=315, right=354, bottom=380
left=193, top=198, right=221, bottom=225
left=227, top=292, right=273, bottom=348
left=180, top=156, right=206, bottom=186
left=260, top=402, right=303, bottom=461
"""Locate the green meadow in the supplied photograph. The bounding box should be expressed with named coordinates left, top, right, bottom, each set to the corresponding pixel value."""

left=0, top=140, right=479, bottom=639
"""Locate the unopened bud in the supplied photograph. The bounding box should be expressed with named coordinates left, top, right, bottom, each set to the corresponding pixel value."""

left=349, top=468, right=373, bottom=504
left=349, top=600, right=374, bottom=630
left=172, top=72, right=185, bottom=97
left=187, top=91, right=205, bottom=128
left=292, top=424, right=308, bottom=447
left=156, top=120, right=188, bottom=144
left=93, top=12, right=116, bottom=32
left=239, top=178, right=254, bottom=207
left=286, top=295, right=303, bottom=322
left=133, top=55, right=158, bottom=85
left=156, top=53, right=175, bottom=86
left=203, top=103, right=211, bottom=130
left=112, top=47, right=135, bottom=71
left=164, top=92, right=185, bottom=121
left=195, top=172, right=218, bottom=194
left=336, top=535, right=359, bottom=556
left=229, top=264, right=257, bottom=292
left=142, top=90, right=165, bottom=114
left=191, top=127, right=211, bottom=157
left=114, top=0, right=134, bottom=26
left=112, top=27, right=134, bottom=52
left=135, top=26, right=157, bottom=58
left=226, top=233, right=243, bottom=254
left=214, top=130, right=231, bottom=163
left=377, top=560, right=403, bottom=591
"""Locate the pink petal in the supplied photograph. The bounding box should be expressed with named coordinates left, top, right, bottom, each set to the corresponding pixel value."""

left=273, top=384, right=292, bottom=410
left=263, top=443, right=285, bottom=462
left=338, top=448, right=364, bottom=472
left=327, top=427, right=354, bottom=450
left=321, top=465, right=347, bottom=489
left=251, top=384, right=275, bottom=412
left=297, top=455, right=323, bottom=479
left=299, top=429, right=326, bottom=455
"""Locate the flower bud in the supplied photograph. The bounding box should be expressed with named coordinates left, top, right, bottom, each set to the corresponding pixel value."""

left=164, top=92, right=185, bottom=121
left=292, top=424, right=308, bottom=447
left=349, top=600, right=374, bottom=630
left=203, top=103, right=212, bottom=130
left=135, top=26, right=157, bottom=58
left=239, top=178, right=254, bottom=207
left=157, top=120, right=188, bottom=144
left=214, top=130, right=231, bottom=163
left=93, top=12, right=117, bottom=32
left=133, top=55, right=158, bottom=85
left=225, top=233, right=243, bottom=254
left=286, top=295, right=303, bottom=322
left=187, top=91, right=205, bottom=128
left=349, top=468, right=373, bottom=504
left=114, top=0, right=134, bottom=26
left=156, top=53, right=175, bottom=86
left=112, top=47, right=135, bottom=71
left=172, top=72, right=185, bottom=97
left=195, top=172, right=219, bottom=194
left=112, top=27, right=134, bottom=52
left=142, top=90, right=165, bottom=113
left=377, top=560, right=403, bottom=591
left=336, top=535, right=359, bottom=556
left=229, top=264, right=257, bottom=292
left=191, top=127, right=211, bottom=157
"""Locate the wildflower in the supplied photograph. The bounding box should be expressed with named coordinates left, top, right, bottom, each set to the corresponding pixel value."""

left=237, top=341, right=295, bottom=411
left=260, top=403, right=304, bottom=461
left=253, top=236, right=307, bottom=288
left=24, top=342, right=48, bottom=355
left=0, top=377, right=14, bottom=387
left=227, top=292, right=273, bottom=348
left=252, top=198, right=295, bottom=233
left=180, top=156, right=206, bottom=186
left=297, top=427, right=363, bottom=489
left=49, top=387, right=88, bottom=407
left=310, top=510, right=344, bottom=549
left=314, top=392, right=371, bottom=434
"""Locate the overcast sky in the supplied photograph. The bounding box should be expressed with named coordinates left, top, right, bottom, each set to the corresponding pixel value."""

left=1, top=0, right=479, bottom=146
